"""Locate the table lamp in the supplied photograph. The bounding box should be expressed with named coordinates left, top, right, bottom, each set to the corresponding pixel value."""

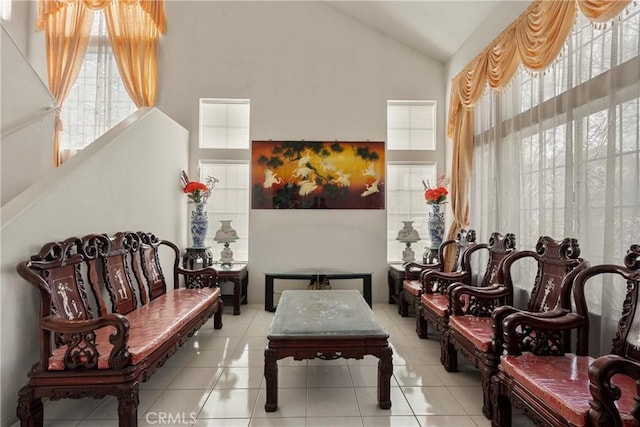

left=396, top=220, right=421, bottom=263
left=213, top=220, right=238, bottom=266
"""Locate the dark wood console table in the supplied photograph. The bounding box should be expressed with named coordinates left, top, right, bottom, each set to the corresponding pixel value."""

left=387, top=263, right=405, bottom=304
left=264, top=271, right=372, bottom=311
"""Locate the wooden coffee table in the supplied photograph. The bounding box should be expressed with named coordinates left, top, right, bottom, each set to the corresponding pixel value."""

left=264, top=289, right=393, bottom=412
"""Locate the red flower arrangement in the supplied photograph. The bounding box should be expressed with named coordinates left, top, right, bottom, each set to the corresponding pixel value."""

left=423, top=175, right=449, bottom=204
left=181, top=170, right=218, bottom=203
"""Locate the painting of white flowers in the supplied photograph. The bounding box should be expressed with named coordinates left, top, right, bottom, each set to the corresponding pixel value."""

left=252, top=140, right=385, bottom=209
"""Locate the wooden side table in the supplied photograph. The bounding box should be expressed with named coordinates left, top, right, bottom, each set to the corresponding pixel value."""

left=387, top=263, right=405, bottom=304
left=182, top=248, right=248, bottom=315
left=213, top=263, right=248, bottom=315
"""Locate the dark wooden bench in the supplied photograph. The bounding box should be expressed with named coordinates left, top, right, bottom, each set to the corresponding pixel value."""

left=491, top=244, right=640, bottom=427
left=444, top=235, right=586, bottom=419
left=16, top=231, right=223, bottom=427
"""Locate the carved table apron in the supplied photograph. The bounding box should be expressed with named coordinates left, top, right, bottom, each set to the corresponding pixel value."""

left=264, top=289, right=392, bottom=412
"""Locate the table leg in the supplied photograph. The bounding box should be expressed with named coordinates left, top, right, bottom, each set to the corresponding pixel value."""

left=264, top=348, right=278, bottom=412
left=233, top=278, right=241, bottom=315
left=377, top=346, right=393, bottom=409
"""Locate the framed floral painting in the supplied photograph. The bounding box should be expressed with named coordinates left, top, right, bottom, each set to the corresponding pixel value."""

left=251, top=140, right=385, bottom=209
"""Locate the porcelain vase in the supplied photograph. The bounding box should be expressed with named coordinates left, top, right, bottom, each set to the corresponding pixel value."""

left=427, top=203, right=445, bottom=250
left=189, top=202, right=208, bottom=248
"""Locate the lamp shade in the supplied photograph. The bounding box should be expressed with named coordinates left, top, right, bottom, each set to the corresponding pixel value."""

left=396, top=220, right=421, bottom=243
left=213, top=220, right=238, bottom=243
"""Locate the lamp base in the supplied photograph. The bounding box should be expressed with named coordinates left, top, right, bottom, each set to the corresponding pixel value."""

left=219, top=242, right=234, bottom=266
left=402, top=243, right=415, bottom=263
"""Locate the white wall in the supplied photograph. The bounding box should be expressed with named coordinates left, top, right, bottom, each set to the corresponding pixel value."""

left=0, top=107, right=190, bottom=426
left=157, top=1, right=446, bottom=305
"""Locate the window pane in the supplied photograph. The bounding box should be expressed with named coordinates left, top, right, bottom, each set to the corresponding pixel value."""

left=199, top=162, right=250, bottom=262
left=199, top=99, right=250, bottom=149
left=386, top=164, right=436, bottom=261
left=387, top=101, right=436, bottom=150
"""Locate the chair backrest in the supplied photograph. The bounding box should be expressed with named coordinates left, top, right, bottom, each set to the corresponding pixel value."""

left=137, top=231, right=174, bottom=301
left=450, top=229, right=477, bottom=273
left=82, top=232, right=141, bottom=316
left=502, top=236, right=586, bottom=313
left=572, top=244, right=640, bottom=357
left=462, top=232, right=517, bottom=288
left=17, top=237, right=93, bottom=322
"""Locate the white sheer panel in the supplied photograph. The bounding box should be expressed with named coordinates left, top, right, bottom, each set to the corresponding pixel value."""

left=471, top=5, right=640, bottom=353
left=60, top=12, right=135, bottom=156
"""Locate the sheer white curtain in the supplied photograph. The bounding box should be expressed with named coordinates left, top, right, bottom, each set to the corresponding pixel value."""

left=59, top=12, right=135, bottom=161
left=471, top=5, right=640, bottom=353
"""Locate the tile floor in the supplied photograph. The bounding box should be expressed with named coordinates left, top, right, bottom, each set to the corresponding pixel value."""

left=18, top=302, right=536, bottom=427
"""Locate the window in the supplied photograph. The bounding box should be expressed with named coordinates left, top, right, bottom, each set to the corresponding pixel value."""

left=386, top=100, right=439, bottom=262
left=470, top=5, right=639, bottom=351
left=199, top=99, right=250, bottom=149
left=387, top=101, right=436, bottom=150
left=59, top=12, right=135, bottom=157
left=1, top=0, right=11, bottom=21
left=197, top=99, right=251, bottom=262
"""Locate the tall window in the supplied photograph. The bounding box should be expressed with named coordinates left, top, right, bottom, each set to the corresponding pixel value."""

left=387, top=100, right=438, bottom=262
left=471, top=5, right=639, bottom=351
left=59, top=12, right=135, bottom=159
left=198, top=99, right=251, bottom=262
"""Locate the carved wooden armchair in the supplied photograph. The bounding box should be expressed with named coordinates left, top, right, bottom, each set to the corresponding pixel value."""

left=491, top=244, right=640, bottom=427
left=444, top=236, right=586, bottom=419
left=417, top=231, right=506, bottom=357
left=398, top=229, right=473, bottom=317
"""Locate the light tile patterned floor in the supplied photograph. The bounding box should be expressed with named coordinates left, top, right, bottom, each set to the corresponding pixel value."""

left=16, top=303, right=536, bottom=427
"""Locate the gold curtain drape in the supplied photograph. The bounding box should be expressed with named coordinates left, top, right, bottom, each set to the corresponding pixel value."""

left=444, top=0, right=631, bottom=268
left=40, top=1, right=93, bottom=167
left=37, top=0, right=166, bottom=165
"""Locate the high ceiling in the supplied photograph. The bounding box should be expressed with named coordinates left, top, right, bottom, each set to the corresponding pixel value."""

left=327, top=1, right=524, bottom=63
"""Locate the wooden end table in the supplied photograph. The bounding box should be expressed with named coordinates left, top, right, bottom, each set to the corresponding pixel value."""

left=182, top=248, right=248, bottom=315
left=264, top=290, right=392, bottom=412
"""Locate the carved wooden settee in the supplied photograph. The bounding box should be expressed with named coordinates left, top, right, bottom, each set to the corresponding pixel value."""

left=399, top=229, right=475, bottom=318
left=16, top=231, right=223, bottom=427
left=491, top=244, right=640, bottom=427
left=444, top=235, right=586, bottom=419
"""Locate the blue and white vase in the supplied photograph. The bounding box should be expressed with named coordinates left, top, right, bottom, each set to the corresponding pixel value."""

left=427, top=203, right=445, bottom=250
left=189, top=202, right=208, bottom=248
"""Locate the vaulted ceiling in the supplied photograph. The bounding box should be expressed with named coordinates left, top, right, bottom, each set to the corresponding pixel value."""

left=327, top=1, right=526, bottom=63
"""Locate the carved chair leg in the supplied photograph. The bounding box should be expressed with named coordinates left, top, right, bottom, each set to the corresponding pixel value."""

left=17, top=387, right=42, bottom=427
left=117, top=383, right=139, bottom=427
left=441, top=332, right=458, bottom=372
left=491, top=375, right=511, bottom=427
left=398, top=292, right=409, bottom=317
left=416, top=311, right=428, bottom=339
left=481, top=366, right=495, bottom=419
left=213, top=301, right=223, bottom=329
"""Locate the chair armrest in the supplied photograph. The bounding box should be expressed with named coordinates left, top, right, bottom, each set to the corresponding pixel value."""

left=449, top=284, right=510, bottom=316
left=404, top=261, right=441, bottom=279
left=501, top=310, right=584, bottom=355
left=40, top=313, right=130, bottom=369
left=588, top=354, right=640, bottom=427
left=492, top=306, right=572, bottom=356
left=177, top=266, right=219, bottom=288
left=422, top=270, right=470, bottom=294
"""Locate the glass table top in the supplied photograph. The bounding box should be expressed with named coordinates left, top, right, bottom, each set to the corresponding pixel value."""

left=268, top=290, right=387, bottom=338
